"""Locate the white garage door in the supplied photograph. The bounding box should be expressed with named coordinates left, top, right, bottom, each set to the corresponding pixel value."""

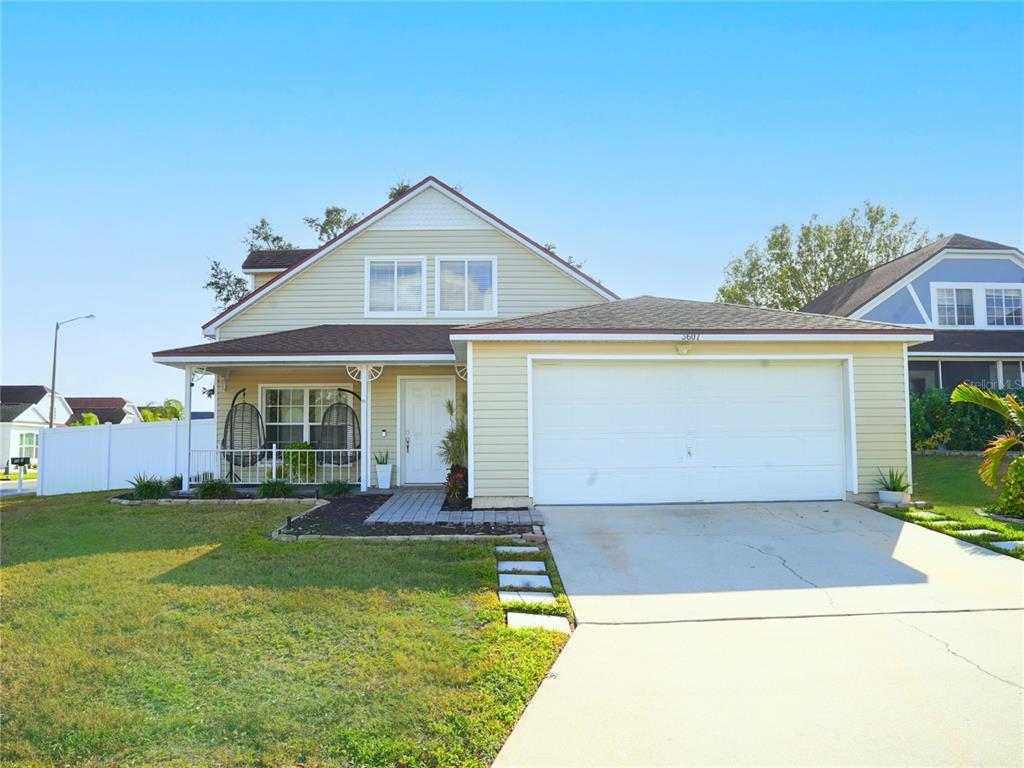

left=531, top=359, right=848, bottom=505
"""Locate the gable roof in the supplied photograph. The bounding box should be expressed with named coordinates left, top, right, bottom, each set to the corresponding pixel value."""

left=453, top=295, right=925, bottom=335
left=0, top=385, right=51, bottom=423
left=801, top=234, right=1020, bottom=317
left=241, top=248, right=316, bottom=271
left=66, top=397, right=133, bottom=425
left=203, top=176, right=618, bottom=336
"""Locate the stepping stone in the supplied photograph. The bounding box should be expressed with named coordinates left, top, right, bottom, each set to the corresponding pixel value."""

left=506, top=612, right=571, bottom=633
left=497, top=560, right=546, bottom=573
left=908, top=511, right=942, bottom=520
left=955, top=529, right=998, bottom=537
left=496, top=545, right=539, bottom=553
left=498, top=591, right=557, bottom=604
left=499, top=573, right=552, bottom=589
left=929, top=520, right=957, bottom=526
left=989, top=541, right=1024, bottom=552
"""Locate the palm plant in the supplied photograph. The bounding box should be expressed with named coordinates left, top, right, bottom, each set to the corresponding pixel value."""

left=140, top=398, right=186, bottom=422
left=950, top=383, right=1023, bottom=487
left=69, top=411, right=100, bottom=427
left=438, top=393, right=468, bottom=468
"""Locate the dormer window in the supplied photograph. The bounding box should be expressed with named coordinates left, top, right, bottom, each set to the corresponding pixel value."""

left=936, top=288, right=974, bottom=326
left=365, top=258, right=425, bottom=316
left=986, top=288, right=1022, bottom=326
left=436, top=257, right=497, bottom=316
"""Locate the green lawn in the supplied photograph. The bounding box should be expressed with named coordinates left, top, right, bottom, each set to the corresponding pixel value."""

left=888, top=454, right=1024, bottom=560
left=0, top=493, right=566, bottom=767
left=0, top=470, right=37, bottom=481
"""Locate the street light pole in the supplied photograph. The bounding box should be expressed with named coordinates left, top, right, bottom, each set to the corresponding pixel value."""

left=48, top=314, right=96, bottom=428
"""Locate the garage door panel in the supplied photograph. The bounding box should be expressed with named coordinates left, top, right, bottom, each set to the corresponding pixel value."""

left=532, top=360, right=847, bottom=504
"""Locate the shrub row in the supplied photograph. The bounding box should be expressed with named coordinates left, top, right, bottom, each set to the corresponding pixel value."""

left=128, top=474, right=352, bottom=501
left=910, top=388, right=1024, bottom=452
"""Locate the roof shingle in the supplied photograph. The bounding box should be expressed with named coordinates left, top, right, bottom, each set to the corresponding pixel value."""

left=154, top=324, right=457, bottom=358
left=909, top=331, right=1024, bottom=355
left=241, top=249, right=317, bottom=271
left=455, top=296, right=921, bottom=334
left=801, top=234, right=1018, bottom=317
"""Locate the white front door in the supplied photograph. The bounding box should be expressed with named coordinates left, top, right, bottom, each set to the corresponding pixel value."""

left=401, top=378, right=455, bottom=484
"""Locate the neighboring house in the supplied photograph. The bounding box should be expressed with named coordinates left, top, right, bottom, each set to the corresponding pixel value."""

left=803, top=234, right=1024, bottom=394
left=66, top=397, right=143, bottom=425
left=154, top=176, right=929, bottom=504
left=0, top=385, right=73, bottom=468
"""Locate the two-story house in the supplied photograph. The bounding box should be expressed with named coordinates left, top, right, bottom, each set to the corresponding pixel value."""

left=155, top=177, right=930, bottom=505
left=802, top=234, right=1024, bottom=394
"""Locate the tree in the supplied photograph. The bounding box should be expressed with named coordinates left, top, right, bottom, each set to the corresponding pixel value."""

left=950, top=384, right=1023, bottom=487
left=715, top=203, right=936, bottom=310
left=140, top=399, right=186, bottom=422
left=69, top=412, right=99, bottom=427
left=304, top=206, right=361, bottom=243
left=204, top=259, right=250, bottom=309
left=243, top=217, right=293, bottom=250
left=388, top=181, right=412, bottom=200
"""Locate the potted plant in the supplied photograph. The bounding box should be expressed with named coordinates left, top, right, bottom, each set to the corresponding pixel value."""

left=374, top=450, right=392, bottom=490
left=876, top=467, right=910, bottom=504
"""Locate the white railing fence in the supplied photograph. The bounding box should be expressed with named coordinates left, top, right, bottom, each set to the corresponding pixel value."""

left=37, top=419, right=215, bottom=496
left=190, top=447, right=360, bottom=486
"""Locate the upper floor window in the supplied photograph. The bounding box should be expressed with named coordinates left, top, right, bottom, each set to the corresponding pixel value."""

left=365, top=258, right=425, bottom=316
left=936, top=287, right=974, bottom=326
left=436, top=257, right=496, bottom=316
left=986, top=288, right=1022, bottom=326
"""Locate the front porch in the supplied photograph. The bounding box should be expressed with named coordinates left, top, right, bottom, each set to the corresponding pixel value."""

left=182, top=362, right=467, bottom=492
left=366, top=490, right=541, bottom=526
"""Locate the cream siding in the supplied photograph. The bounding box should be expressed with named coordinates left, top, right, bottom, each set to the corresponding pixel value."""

left=214, top=364, right=464, bottom=487
left=251, top=273, right=280, bottom=291
left=470, top=340, right=912, bottom=501
left=218, top=229, right=604, bottom=339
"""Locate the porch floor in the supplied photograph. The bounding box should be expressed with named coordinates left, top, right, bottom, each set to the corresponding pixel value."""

left=365, top=490, right=540, bottom=526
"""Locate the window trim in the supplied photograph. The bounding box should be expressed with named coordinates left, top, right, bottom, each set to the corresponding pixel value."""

left=984, top=286, right=1023, bottom=327
left=930, top=282, right=1024, bottom=329
left=258, top=384, right=352, bottom=446
left=363, top=257, right=427, bottom=317
left=17, top=431, right=38, bottom=460
left=434, top=256, right=499, bottom=318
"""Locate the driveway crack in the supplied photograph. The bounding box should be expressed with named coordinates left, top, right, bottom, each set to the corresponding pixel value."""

left=734, top=541, right=836, bottom=607
left=894, top=617, right=1023, bottom=691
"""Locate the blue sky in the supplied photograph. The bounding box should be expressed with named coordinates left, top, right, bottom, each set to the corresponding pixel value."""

left=3, top=2, right=1022, bottom=405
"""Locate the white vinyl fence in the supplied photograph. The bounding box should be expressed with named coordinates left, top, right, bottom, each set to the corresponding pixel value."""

left=37, top=419, right=215, bottom=496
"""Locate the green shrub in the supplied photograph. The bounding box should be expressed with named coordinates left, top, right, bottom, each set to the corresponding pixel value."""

left=129, top=473, right=167, bottom=500
left=165, top=474, right=183, bottom=492
left=257, top=479, right=294, bottom=498
left=911, top=388, right=1024, bottom=451
left=990, top=456, right=1024, bottom=517
left=284, top=441, right=315, bottom=483
left=320, top=479, right=351, bottom=498
left=194, top=478, right=238, bottom=499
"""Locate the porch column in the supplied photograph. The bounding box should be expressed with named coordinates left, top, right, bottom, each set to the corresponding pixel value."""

left=182, top=365, right=193, bottom=493
left=360, top=365, right=369, bottom=491
left=997, top=360, right=1005, bottom=389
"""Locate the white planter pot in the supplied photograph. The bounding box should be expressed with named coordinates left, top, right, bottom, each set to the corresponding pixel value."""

left=376, top=464, right=393, bottom=490
left=878, top=489, right=908, bottom=505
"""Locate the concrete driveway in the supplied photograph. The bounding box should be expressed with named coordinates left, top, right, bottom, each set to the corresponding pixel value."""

left=495, top=502, right=1024, bottom=767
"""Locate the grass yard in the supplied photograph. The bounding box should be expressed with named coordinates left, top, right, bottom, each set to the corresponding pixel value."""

left=888, top=454, right=1024, bottom=560
left=0, top=492, right=566, bottom=767
left=0, top=470, right=37, bottom=481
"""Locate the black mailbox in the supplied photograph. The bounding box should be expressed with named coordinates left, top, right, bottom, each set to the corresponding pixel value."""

left=10, top=457, right=31, bottom=468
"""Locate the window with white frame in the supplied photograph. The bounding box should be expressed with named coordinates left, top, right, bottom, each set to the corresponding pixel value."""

left=936, top=287, right=975, bottom=326
left=366, top=259, right=424, bottom=315
left=986, top=288, right=1023, bottom=326
left=437, top=258, right=495, bottom=315
left=17, top=432, right=38, bottom=460
left=262, top=387, right=354, bottom=446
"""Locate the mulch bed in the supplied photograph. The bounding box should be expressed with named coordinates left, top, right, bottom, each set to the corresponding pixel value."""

left=284, top=494, right=532, bottom=537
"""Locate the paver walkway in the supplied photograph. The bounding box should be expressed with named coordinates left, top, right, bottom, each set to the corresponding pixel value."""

left=364, top=490, right=543, bottom=525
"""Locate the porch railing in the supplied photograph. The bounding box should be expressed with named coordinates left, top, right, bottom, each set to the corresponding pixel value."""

left=189, top=446, right=361, bottom=486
